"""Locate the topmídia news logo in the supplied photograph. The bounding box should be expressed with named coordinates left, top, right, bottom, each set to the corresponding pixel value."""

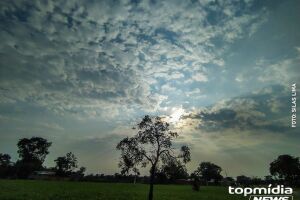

left=229, top=185, right=293, bottom=200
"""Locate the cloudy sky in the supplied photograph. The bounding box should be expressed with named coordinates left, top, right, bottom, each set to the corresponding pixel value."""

left=0, top=0, right=299, bottom=177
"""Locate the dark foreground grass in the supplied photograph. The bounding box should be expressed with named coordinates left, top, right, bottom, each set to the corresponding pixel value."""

left=0, top=180, right=299, bottom=200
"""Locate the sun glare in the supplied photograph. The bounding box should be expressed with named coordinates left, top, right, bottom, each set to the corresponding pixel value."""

left=169, top=107, right=185, bottom=123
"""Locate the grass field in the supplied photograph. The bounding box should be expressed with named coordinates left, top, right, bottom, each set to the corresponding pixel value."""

left=0, top=180, right=299, bottom=200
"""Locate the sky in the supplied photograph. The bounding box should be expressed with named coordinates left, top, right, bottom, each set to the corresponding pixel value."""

left=0, top=0, right=299, bottom=178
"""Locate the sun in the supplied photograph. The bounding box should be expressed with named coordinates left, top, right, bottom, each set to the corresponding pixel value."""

left=169, top=107, right=185, bottom=123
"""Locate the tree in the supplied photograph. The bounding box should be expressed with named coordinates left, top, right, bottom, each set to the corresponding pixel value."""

left=76, top=167, right=86, bottom=177
left=160, top=158, right=189, bottom=182
left=236, top=175, right=251, bottom=186
left=270, top=154, right=300, bottom=185
left=193, top=162, right=223, bottom=184
left=116, top=115, right=191, bottom=200
left=132, top=167, right=140, bottom=184
left=251, top=177, right=263, bottom=185
left=16, top=137, right=51, bottom=178
left=117, top=152, right=140, bottom=184
left=71, top=167, right=86, bottom=180
left=54, top=152, right=78, bottom=176
left=17, top=137, right=52, bottom=164
left=0, top=153, right=12, bottom=178
left=0, top=153, right=11, bottom=167
left=264, top=175, right=275, bottom=184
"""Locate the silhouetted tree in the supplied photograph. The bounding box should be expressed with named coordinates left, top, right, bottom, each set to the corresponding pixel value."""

left=155, top=171, right=168, bottom=184
left=264, top=175, right=275, bottom=184
left=0, top=153, right=13, bottom=178
left=224, top=177, right=234, bottom=182
left=222, top=177, right=235, bottom=186
left=0, top=153, right=11, bottom=166
left=16, top=137, right=51, bottom=178
left=193, top=162, right=223, bottom=185
left=71, top=166, right=86, bottom=180
left=160, top=158, right=189, bottom=182
left=270, top=154, right=300, bottom=185
left=191, top=172, right=200, bottom=191
left=117, top=153, right=140, bottom=184
left=132, top=167, right=140, bottom=184
left=54, top=152, right=78, bottom=176
left=116, top=115, right=191, bottom=200
left=236, top=175, right=251, bottom=186
left=17, top=137, right=51, bottom=163
left=77, top=167, right=86, bottom=177
left=251, top=177, right=263, bottom=185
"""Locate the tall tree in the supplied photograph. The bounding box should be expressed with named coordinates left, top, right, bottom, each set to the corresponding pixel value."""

left=270, top=154, right=300, bottom=185
left=16, top=137, right=51, bottom=178
left=17, top=137, right=52, bottom=164
left=193, top=162, right=223, bottom=184
left=54, top=152, right=78, bottom=176
left=117, top=115, right=191, bottom=200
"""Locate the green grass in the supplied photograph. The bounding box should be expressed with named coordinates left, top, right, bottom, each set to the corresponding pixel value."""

left=0, top=180, right=299, bottom=200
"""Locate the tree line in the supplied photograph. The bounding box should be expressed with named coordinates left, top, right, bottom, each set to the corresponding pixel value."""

left=0, top=137, right=85, bottom=179
left=0, top=115, right=299, bottom=200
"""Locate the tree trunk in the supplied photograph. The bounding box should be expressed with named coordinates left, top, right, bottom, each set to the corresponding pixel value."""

left=148, top=167, right=155, bottom=200
left=134, top=174, right=136, bottom=184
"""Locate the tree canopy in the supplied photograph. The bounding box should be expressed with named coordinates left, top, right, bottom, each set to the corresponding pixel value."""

left=193, top=162, right=223, bottom=184
left=117, top=115, right=190, bottom=200
left=15, top=137, right=51, bottom=178
left=160, top=158, right=189, bottom=181
left=0, top=153, right=11, bottom=167
left=17, top=137, right=52, bottom=164
left=55, top=152, right=78, bottom=176
left=270, top=154, right=300, bottom=185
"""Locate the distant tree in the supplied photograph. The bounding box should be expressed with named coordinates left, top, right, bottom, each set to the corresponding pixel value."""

left=224, top=177, right=234, bottom=182
left=0, top=153, right=11, bottom=166
left=193, top=162, right=223, bottom=184
left=190, top=172, right=200, bottom=191
left=116, top=115, right=191, bottom=200
left=236, top=175, right=251, bottom=186
left=54, top=152, right=78, bottom=176
left=132, top=167, right=140, bottom=184
left=77, top=167, right=86, bottom=177
left=160, top=158, right=189, bottom=182
left=222, top=177, right=235, bottom=186
left=155, top=171, right=168, bottom=184
left=251, top=177, right=263, bottom=185
left=270, top=154, right=300, bottom=185
left=264, top=175, right=275, bottom=184
left=71, top=166, right=86, bottom=180
left=118, top=153, right=140, bottom=184
left=16, top=137, right=51, bottom=178
left=0, top=153, right=13, bottom=178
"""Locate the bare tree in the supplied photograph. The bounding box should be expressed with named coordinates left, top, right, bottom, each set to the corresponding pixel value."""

left=117, top=115, right=191, bottom=200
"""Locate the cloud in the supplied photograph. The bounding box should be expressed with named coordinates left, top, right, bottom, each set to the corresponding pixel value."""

left=0, top=0, right=268, bottom=120
left=191, top=72, right=208, bottom=82
left=185, top=88, right=202, bottom=97
left=257, top=55, right=300, bottom=85
left=183, top=85, right=292, bottom=133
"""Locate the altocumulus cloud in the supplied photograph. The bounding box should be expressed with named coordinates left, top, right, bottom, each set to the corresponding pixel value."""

left=0, top=0, right=266, bottom=119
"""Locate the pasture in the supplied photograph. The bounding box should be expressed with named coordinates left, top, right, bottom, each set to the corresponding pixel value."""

left=0, top=180, right=299, bottom=200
